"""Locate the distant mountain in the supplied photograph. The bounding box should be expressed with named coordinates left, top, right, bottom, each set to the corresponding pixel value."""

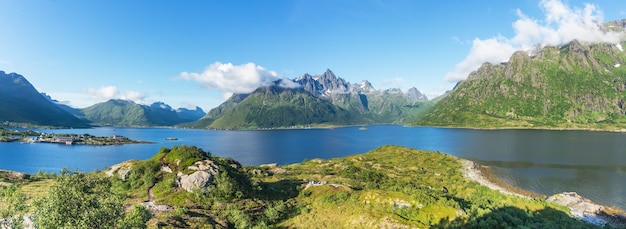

left=176, top=106, right=206, bottom=123
left=0, top=71, right=88, bottom=127
left=185, top=69, right=431, bottom=129
left=82, top=100, right=205, bottom=127
left=417, top=36, right=626, bottom=129
left=41, top=93, right=86, bottom=120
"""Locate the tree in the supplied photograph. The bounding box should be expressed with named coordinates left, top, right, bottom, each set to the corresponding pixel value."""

left=33, top=170, right=124, bottom=229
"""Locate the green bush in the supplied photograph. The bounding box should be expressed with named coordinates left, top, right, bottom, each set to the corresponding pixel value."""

left=165, top=145, right=210, bottom=169
left=33, top=170, right=124, bottom=229
left=0, top=185, right=26, bottom=229
left=118, top=204, right=151, bottom=229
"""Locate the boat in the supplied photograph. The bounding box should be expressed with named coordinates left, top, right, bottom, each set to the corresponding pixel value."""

left=165, top=137, right=178, bottom=140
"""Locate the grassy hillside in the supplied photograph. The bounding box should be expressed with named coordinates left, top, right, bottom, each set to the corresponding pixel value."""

left=417, top=40, right=626, bottom=130
left=2, top=145, right=613, bottom=228
left=188, top=87, right=435, bottom=129
left=204, top=87, right=360, bottom=129
left=82, top=99, right=151, bottom=126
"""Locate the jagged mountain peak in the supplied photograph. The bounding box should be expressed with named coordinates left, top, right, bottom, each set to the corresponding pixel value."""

left=294, top=69, right=350, bottom=96
left=407, top=87, right=428, bottom=102
left=353, top=80, right=376, bottom=94
left=0, top=71, right=32, bottom=88
left=563, top=39, right=587, bottom=54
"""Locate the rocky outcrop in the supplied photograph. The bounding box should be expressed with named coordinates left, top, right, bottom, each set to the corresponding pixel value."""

left=407, top=87, right=428, bottom=102
left=547, top=192, right=626, bottom=227
left=104, top=162, right=133, bottom=181
left=176, top=160, right=220, bottom=192
left=0, top=170, right=29, bottom=181
left=547, top=192, right=604, bottom=222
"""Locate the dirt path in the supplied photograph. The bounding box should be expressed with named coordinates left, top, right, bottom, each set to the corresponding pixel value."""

left=148, top=185, right=156, bottom=202
left=141, top=184, right=172, bottom=212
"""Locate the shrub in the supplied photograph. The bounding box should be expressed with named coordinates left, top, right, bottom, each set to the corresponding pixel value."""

left=118, top=204, right=151, bottom=229
left=33, top=170, right=124, bottom=229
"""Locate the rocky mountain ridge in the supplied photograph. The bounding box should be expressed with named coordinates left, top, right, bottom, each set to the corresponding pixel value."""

left=418, top=37, right=626, bottom=128
left=187, top=69, right=433, bottom=129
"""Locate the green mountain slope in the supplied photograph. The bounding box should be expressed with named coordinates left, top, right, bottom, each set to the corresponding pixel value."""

left=417, top=39, right=626, bottom=129
left=82, top=100, right=206, bottom=127
left=0, top=71, right=88, bottom=128
left=187, top=70, right=432, bottom=129
left=208, top=86, right=360, bottom=129
left=82, top=99, right=150, bottom=126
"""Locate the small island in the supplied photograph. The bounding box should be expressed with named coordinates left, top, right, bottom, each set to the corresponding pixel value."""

left=0, top=128, right=151, bottom=145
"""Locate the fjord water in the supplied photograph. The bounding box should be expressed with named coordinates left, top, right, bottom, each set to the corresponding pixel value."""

left=0, top=126, right=624, bottom=210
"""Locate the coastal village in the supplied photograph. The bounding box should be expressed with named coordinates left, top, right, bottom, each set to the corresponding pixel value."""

left=0, top=128, right=150, bottom=145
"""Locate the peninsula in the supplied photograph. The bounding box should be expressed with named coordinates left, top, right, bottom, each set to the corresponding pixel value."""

left=0, top=128, right=151, bottom=145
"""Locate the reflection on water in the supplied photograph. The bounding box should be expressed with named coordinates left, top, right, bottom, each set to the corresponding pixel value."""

left=478, top=160, right=626, bottom=175
left=0, top=125, right=624, bottom=210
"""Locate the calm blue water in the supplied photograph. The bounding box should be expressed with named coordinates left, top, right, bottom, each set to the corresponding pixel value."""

left=1, top=125, right=625, bottom=210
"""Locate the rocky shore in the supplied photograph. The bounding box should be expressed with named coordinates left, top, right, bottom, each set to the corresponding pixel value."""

left=462, top=160, right=626, bottom=228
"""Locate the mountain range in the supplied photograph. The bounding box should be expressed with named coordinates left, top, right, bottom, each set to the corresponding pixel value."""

left=81, top=100, right=205, bottom=127
left=0, top=71, right=205, bottom=127
left=0, top=71, right=88, bottom=128
left=184, top=69, right=433, bottom=129
left=4, top=20, right=625, bottom=130
left=1, top=69, right=428, bottom=129
left=418, top=20, right=626, bottom=129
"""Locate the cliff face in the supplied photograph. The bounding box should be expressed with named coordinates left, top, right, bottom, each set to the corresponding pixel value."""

left=418, top=39, right=626, bottom=129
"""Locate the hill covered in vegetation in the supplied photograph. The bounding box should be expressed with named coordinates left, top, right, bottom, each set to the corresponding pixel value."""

left=185, top=70, right=433, bottom=129
left=2, top=145, right=620, bottom=228
left=82, top=100, right=206, bottom=127
left=417, top=38, right=626, bottom=130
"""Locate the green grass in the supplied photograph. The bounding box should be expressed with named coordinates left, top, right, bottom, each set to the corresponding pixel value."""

left=267, top=145, right=597, bottom=228
left=3, top=145, right=615, bottom=228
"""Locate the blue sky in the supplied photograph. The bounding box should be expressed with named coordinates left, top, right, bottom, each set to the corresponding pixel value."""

left=0, top=0, right=624, bottom=110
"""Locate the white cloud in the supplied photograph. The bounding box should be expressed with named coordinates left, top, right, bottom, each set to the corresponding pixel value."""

left=86, top=86, right=118, bottom=101
left=445, top=37, right=518, bottom=82
left=178, top=62, right=300, bottom=97
left=121, top=90, right=147, bottom=104
left=85, top=86, right=148, bottom=105
left=277, top=79, right=301, bottom=89
left=445, top=0, right=624, bottom=82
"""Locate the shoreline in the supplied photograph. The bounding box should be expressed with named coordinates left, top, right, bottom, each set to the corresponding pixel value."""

left=419, top=124, right=626, bottom=133
left=461, top=159, right=626, bottom=227
left=460, top=160, right=544, bottom=199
